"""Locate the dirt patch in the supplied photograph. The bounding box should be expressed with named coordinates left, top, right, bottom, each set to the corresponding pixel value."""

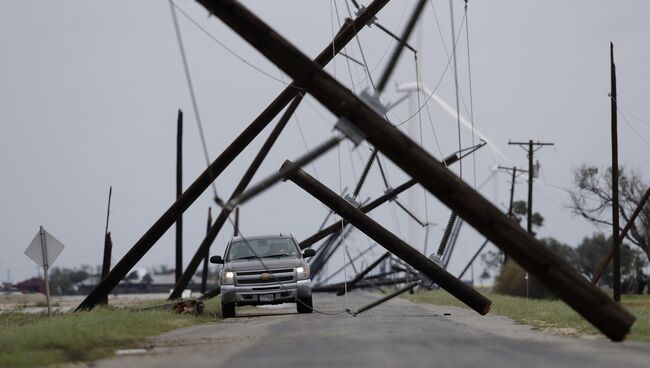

left=0, top=293, right=46, bottom=308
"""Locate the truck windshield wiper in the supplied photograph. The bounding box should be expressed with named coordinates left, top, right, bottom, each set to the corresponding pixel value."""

left=263, top=253, right=291, bottom=258
left=232, top=255, right=260, bottom=260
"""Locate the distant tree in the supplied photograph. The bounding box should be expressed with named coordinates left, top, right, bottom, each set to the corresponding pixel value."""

left=493, top=237, right=576, bottom=299
left=570, top=164, right=650, bottom=262
left=574, top=233, right=645, bottom=287
left=49, top=266, right=91, bottom=295
left=511, top=200, right=544, bottom=229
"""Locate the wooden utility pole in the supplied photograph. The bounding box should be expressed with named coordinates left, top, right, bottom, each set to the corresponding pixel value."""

left=282, top=161, right=491, bottom=315
left=100, top=186, right=112, bottom=305
left=610, top=42, right=621, bottom=302
left=175, top=109, right=183, bottom=284
left=200, top=207, right=212, bottom=294
left=497, top=166, right=528, bottom=263
left=508, top=141, right=554, bottom=235
left=201, top=0, right=635, bottom=339
left=234, top=207, right=240, bottom=236
left=76, top=2, right=388, bottom=311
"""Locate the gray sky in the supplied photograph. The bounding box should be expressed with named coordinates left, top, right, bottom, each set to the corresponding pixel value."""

left=1, top=0, right=649, bottom=284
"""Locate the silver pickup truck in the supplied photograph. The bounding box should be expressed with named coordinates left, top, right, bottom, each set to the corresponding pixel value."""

left=210, top=234, right=315, bottom=318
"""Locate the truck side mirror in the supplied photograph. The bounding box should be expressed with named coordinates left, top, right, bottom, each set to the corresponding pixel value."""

left=302, top=249, right=316, bottom=258
left=210, top=255, right=224, bottom=264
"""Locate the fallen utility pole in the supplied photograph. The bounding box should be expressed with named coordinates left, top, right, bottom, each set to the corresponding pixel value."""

left=299, top=151, right=463, bottom=249
left=200, top=207, right=212, bottom=294
left=350, top=0, right=427, bottom=201
left=313, top=276, right=411, bottom=293
left=176, top=109, right=183, bottom=284
left=592, top=186, right=650, bottom=285
left=337, top=252, right=391, bottom=295
left=610, top=42, right=621, bottom=302
left=201, top=0, right=635, bottom=339
left=350, top=280, right=420, bottom=316
left=76, top=0, right=390, bottom=311
left=100, top=186, right=112, bottom=305
left=282, top=161, right=491, bottom=315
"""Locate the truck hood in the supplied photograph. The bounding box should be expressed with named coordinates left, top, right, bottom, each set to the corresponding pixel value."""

left=224, top=257, right=304, bottom=272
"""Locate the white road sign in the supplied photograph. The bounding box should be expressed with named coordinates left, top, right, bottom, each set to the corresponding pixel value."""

left=25, top=228, right=65, bottom=267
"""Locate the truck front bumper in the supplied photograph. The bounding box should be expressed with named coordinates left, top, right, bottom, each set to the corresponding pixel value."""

left=220, top=279, right=312, bottom=306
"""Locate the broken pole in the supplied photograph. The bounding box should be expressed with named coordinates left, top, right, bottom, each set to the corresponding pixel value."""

left=610, top=42, right=621, bottom=302
left=201, top=207, right=212, bottom=294
left=76, top=0, right=390, bottom=311
left=99, top=186, right=112, bottom=305
left=201, top=0, right=635, bottom=339
left=99, top=232, right=112, bottom=305
left=282, top=161, right=491, bottom=315
left=176, top=109, right=183, bottom=284
left=337, top=252, right=391, bottom=295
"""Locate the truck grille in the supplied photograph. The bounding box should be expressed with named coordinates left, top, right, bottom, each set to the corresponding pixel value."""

left=235, top=268, right=295, bottom=285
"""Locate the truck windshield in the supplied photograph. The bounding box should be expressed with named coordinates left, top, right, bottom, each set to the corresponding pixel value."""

left=226, top=238, right=300, bottom=261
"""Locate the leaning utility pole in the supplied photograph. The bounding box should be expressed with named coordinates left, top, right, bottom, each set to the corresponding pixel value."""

left=175, top=109, right=183, bottom=284
left=201, top=0, right=635, bottom=340
left=610, top=42, right=621, bottom=302
left=508, top=141, right=553, bottom=234
left=76, top=0, right=390, bottom=311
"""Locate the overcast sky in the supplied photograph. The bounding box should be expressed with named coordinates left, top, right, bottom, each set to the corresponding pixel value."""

left=1, top=0, right=649, bottom=285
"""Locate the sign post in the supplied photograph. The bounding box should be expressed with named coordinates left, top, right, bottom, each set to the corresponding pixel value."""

left=25, top=226, right=65, bottom=317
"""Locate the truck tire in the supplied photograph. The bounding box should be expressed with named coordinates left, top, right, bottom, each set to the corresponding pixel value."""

left=221, top=302, right=235, bottom=318
left=297, top=296, right=313, bottom=314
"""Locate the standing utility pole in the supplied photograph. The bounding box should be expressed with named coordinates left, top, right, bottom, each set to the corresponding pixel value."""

left=610, top=42, right=621, bottom=302
left=200, top=207, right=212, bottom=294
left=508, top=140, right=554, bottom=235
left=175, top=110, right=183, bottom=283
left=497, top=166, right=528, bottom=264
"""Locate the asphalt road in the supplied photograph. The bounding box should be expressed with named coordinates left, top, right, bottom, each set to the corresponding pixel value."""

left=94, top=292, right=650, bottom=368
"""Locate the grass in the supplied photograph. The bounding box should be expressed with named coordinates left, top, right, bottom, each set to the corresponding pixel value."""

left=406, top=290, right=650, bottom=341
left=0, top=297, right=222, bottom=367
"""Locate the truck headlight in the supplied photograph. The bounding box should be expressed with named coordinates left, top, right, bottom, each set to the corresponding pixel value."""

left=220, top=271, right=235, bottom=285
left=296, top=266, right=310, bottom=280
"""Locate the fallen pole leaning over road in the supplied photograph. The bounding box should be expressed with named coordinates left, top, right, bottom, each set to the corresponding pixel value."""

left=299, top=151, right=466, bottom=249
left=282, top=161, right=491, bottom=315
left=76, top=0, right=391, bottom=311
left=350, top=280, right=421, bottom=317
left=201, top=0, right=636, bottom=340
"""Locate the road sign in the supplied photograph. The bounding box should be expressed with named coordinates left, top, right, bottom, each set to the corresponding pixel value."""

left=25, top=228, right=64, bottom=267
left=24, top=226, right=65, bottom=317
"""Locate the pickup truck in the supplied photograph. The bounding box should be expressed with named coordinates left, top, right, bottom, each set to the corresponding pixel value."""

left=210, top=234, right=316, bottom=318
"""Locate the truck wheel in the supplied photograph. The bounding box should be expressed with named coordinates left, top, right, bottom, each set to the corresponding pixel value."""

left=297, top=296, right=313, bottom=314
left=221, top=302, right=235, bottom=318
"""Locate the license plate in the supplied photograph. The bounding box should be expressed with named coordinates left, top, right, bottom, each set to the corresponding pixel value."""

left=259, top=294, right=274, bottom=302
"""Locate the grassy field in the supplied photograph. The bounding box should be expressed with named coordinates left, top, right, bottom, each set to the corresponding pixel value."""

left=0, top=297, right=222, bottom=367
left=406, top=290, right=650, bottom=341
